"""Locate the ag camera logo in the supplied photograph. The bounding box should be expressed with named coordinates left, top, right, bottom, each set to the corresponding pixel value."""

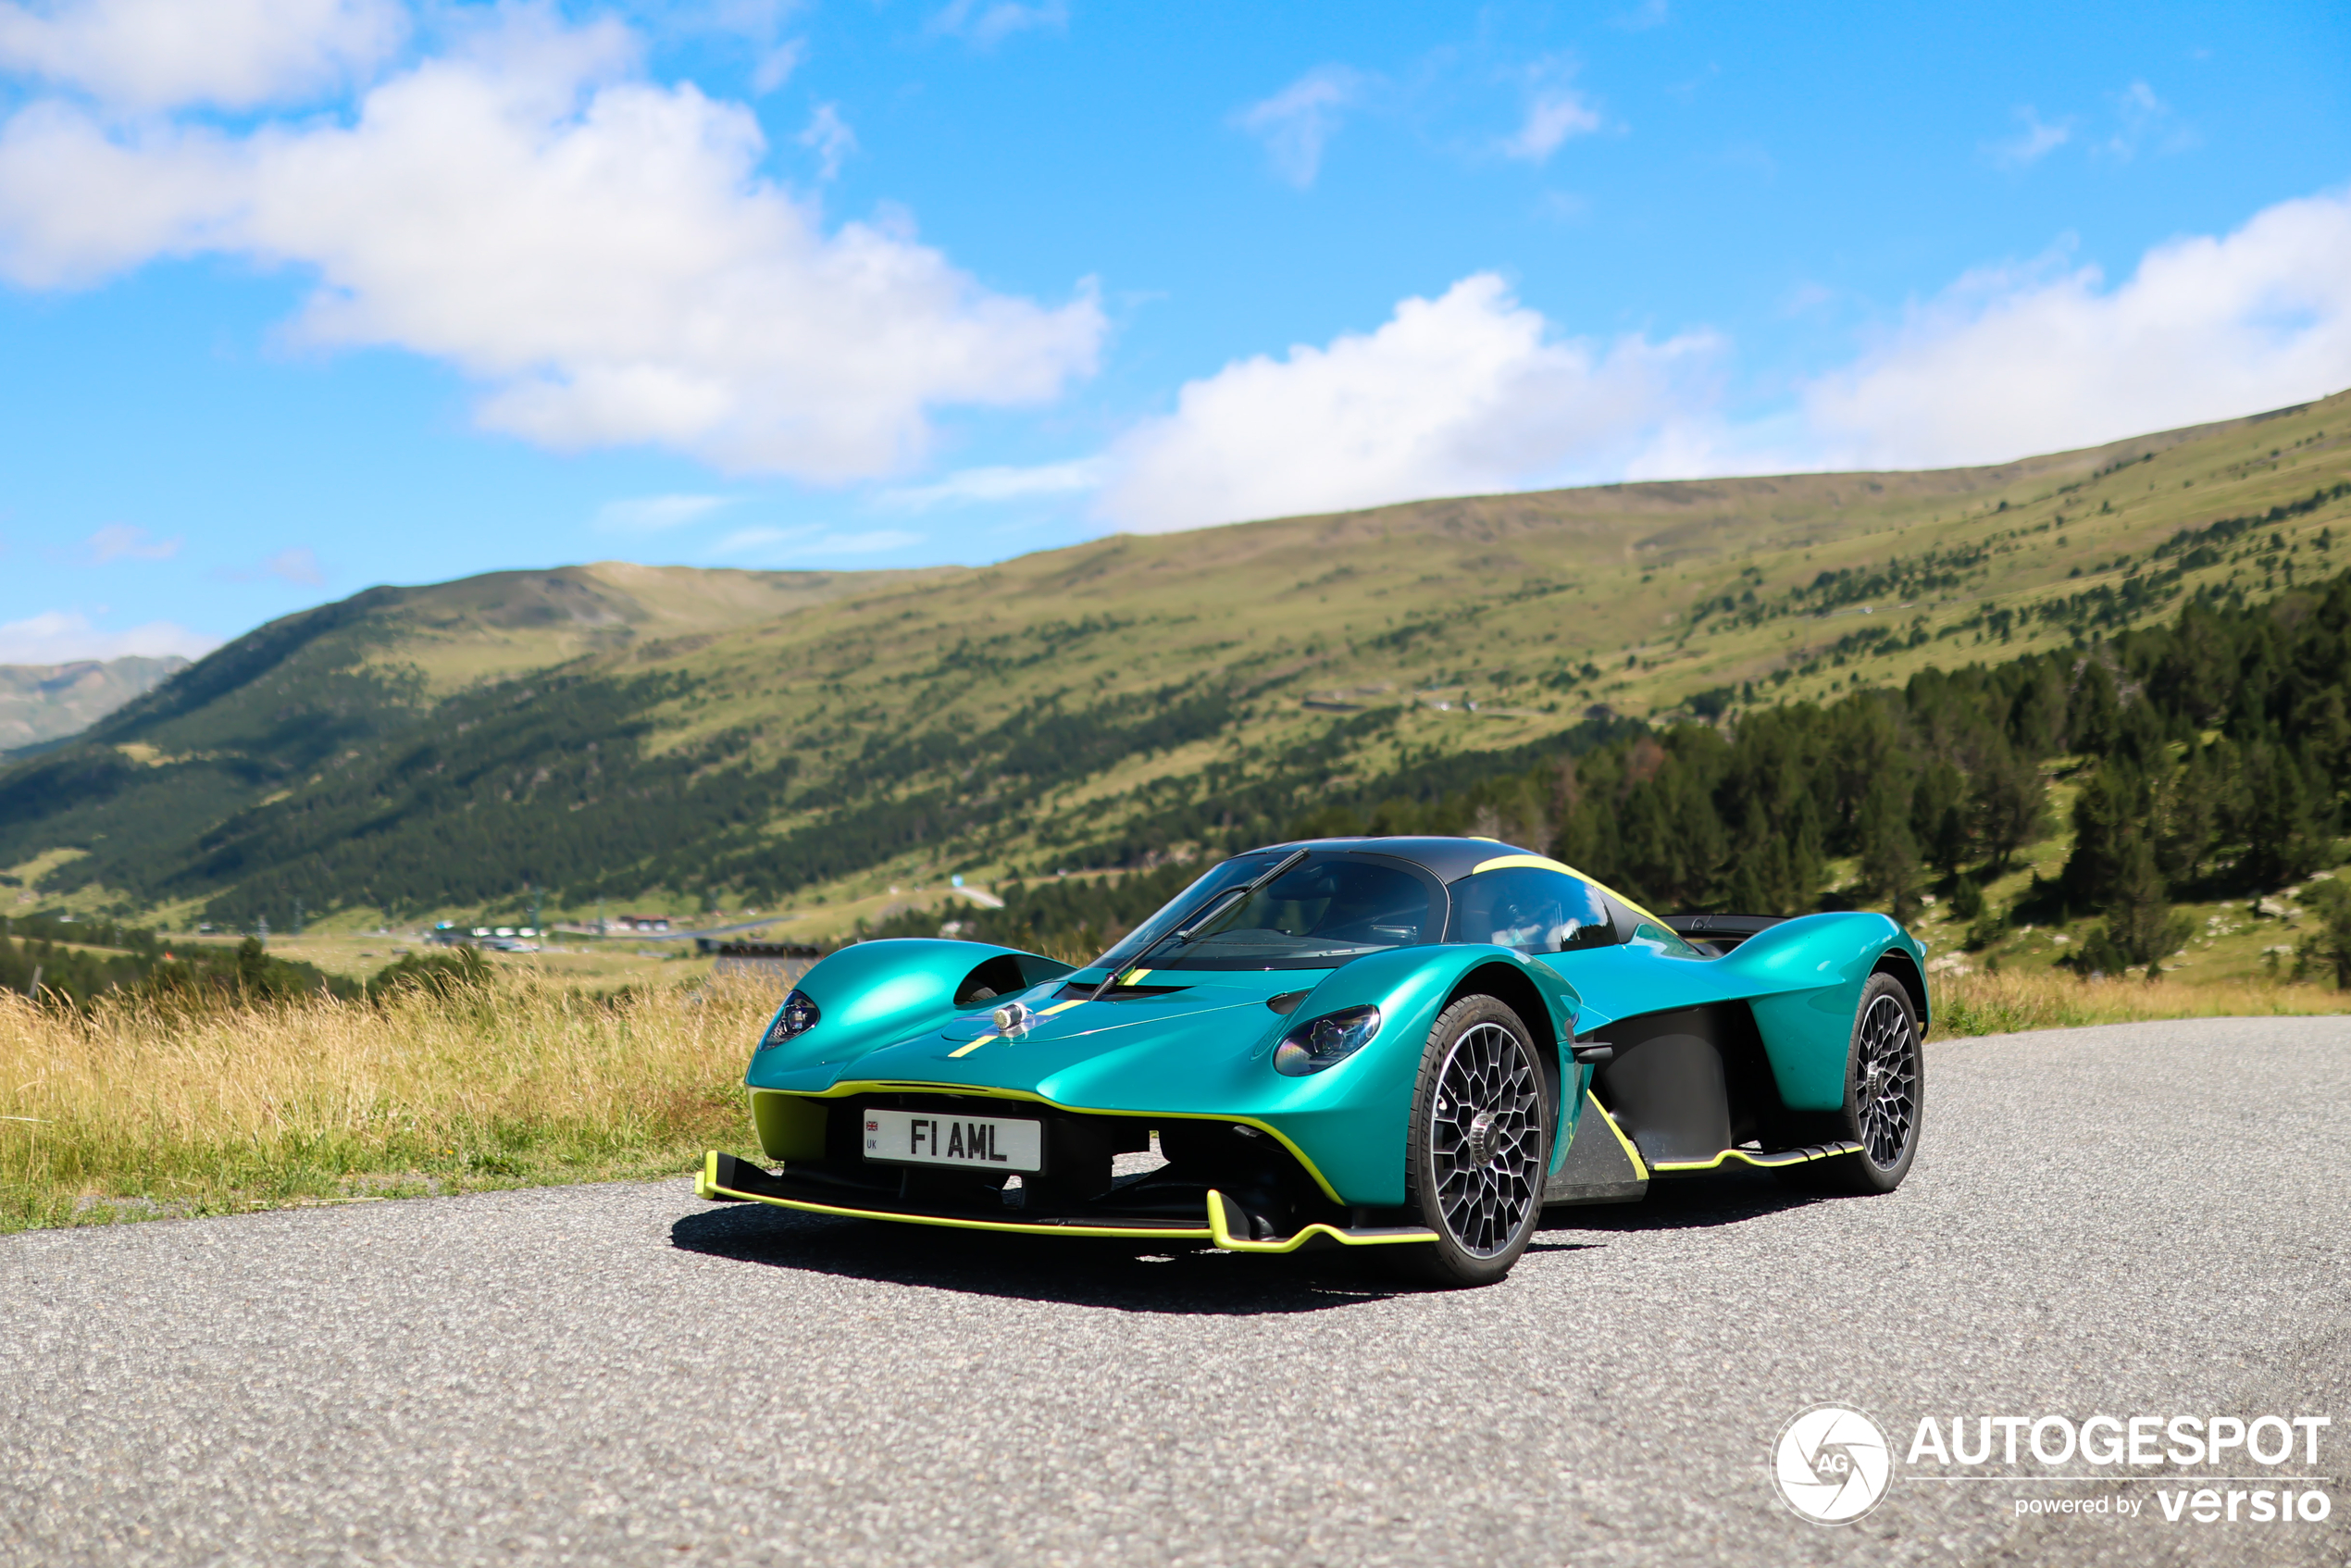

left=1773, top=1404, right=1893, bottom=1524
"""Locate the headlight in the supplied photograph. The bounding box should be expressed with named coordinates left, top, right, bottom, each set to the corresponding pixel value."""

left=1272, top=1004, right=1380, bottom=1076
left=759, top=989, right=820, bottom=1051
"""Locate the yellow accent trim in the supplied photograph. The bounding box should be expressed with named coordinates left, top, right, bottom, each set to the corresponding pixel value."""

left=1648, top=1140, right=1863, bottom=1173
left=1123, top=967, right=1151, bottom=985
left=944, top=998, right=1088, bottom=1057
left=1582, top=1089, right=1648, bottom=1181
left=704, top=1172, right=1217, bottom=1241
left=782, top=1079, right=1347, bottom=1203
left=1471, top=852, right=1574, bottom=876
left=696, top=1149, right=718, bottom=1201
left=1465, top=853, right=1678, bottom=934
left=1204, top=1188, right=1437, bottom=1253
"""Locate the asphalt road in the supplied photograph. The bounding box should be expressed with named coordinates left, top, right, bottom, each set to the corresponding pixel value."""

left=4, top=1017, right=2347, bottom=1568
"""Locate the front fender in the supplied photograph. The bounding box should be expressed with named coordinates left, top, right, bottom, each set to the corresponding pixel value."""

left=1235, top=944, right=1582, bottom=1206
left=749, top=939, right=1073, bottom=1079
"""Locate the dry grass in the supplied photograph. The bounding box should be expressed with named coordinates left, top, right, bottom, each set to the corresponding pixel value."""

left=1934, top=967, right=2351, bottom=1037
left=0, top=977, right=779, bottom=1233
left=6, top=964, right=2346, bottom=1232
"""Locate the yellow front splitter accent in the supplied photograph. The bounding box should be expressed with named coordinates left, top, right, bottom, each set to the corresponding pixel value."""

left=1203, top=1189, right=1437, bottom=1253
left=696, top=1151, right=1438, bottom=1251
left=1647, top=1139, right=1864, bottom=1174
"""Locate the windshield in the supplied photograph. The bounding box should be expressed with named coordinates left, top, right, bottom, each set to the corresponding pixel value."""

left=1098, top=852, right=1439, bottom=973
left=1088, top=856, right=1274, bottom=975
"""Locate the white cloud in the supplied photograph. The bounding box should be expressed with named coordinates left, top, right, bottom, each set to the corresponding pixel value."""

left=927, top=0, right=1066, bottom=49
left=797, top=101, right=853, bottom=181
left=592, top=493, right=731, bottom=533
left=749, top=37, right=802, bottom=93
left=2103, top=79, right=2194, bottom=160
left=1097, top=273, right=1723, bottom=532
left=81, top=522, right=179, bottom=562
left=1987, top=106, right=2071, bottom=168
left=1234, top=66, right=1364, bottom=189
left=0, top=7, right=1104, bottom=481
left=1801, top=188, right=2351, bottom=469
left=216, top=542, right=324, bottom=582
left=0, top=0, right=404, bottom=111
left=877, top=457, right=1102, bottom=511
left=0, top=609, right=218, bottom=662
left=1079, top=186, right=2351, bottom=530
left=1502, top=90, right=1602, bottom=163
left=656, top=0, right=803, bottom=93
left=1611, top=0, right=1669, bottom=29
left=259, top=544, right=321, bottom=583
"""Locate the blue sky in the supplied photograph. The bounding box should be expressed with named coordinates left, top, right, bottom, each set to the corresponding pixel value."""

left=1, top=0, right=2347, bottom=662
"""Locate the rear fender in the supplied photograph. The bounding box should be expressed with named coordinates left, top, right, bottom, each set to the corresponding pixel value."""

left=1721, top=914, right=1927, bottom=1112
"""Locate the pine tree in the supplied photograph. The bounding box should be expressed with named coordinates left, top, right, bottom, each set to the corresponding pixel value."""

left=2067, top=657, right=2122, bottom=755
left=1724, top=839, right=1794, bottom=916
left=1910, top=759, right=1972, bottom=876
left=1857, top=776, right=1924, bottom=924
left=2059, top=763, right=2145, bottom=909
left=2079, top=836, right=2193, bottom=982
left=1971, top=740, right=2047, bottom=872
left=2155, top=743, right=2219, bottom=886
left=2242, top=746, right=2331, bottom=887
left=2295, top=881, right=2351, bottom=989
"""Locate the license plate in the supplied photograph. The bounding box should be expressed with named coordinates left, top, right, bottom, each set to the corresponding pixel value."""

left=862, top=1108, right=1042, bottom=1173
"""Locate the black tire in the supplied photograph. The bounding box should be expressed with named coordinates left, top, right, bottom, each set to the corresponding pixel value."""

left=1395, top=995, right=1551, bottom=1287
left=1788, top=972, right=1924, bottom=1194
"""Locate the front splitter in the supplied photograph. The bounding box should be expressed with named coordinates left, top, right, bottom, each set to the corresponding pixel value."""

left=696, top=1151, right=1439, bottom=1253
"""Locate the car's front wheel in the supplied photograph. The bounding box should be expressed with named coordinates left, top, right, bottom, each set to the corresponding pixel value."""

left=1398, top=995, right=1550, bottom=1287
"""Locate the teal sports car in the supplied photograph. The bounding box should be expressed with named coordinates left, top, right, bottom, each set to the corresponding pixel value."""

left=699, top=838, right=1930, bottom=1286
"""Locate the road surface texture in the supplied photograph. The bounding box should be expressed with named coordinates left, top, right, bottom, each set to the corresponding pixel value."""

left=4, top=1017, right=2347, bottom=1567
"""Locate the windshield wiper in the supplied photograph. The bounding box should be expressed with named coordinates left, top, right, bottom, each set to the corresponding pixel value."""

left=1089, top=846, right=1310, bottom=1001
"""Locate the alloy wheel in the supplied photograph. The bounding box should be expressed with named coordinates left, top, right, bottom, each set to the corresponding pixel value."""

left=1426, top=1021, right=1545, bottom=1256
left=1853, top=993, right=1921, bottom=1169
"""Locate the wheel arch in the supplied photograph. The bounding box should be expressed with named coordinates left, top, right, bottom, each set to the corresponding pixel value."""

left=1872, top=947, right=1930, bottom=1037
left=1442, top=961, right=1565, bottom=1132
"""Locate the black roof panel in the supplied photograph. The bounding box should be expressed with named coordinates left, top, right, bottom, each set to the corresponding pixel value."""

left=1250, top=836, right=1546, bottom=883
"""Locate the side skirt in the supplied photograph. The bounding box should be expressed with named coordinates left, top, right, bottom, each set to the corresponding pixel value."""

left=1544, top=1090, right=1648, bottom=1206
left=1648, top=1139, right=1862, bottom=1174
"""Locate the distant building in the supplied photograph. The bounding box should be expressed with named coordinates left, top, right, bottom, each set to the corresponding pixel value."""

left=700, top=940, right=820, bottom=986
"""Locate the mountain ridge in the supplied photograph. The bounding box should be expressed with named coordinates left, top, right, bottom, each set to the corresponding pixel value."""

left=0, top=655, right=191, bottom=755
left=6, top=391, right=2346, bottom=928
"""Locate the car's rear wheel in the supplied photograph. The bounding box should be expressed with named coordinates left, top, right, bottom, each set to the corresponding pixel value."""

left=1397, top=995, right=1549, bottom=1287
left=1789, top=972, right=1923, bottom=1194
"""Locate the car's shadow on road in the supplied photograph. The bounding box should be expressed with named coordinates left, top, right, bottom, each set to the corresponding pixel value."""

left=669, top=1203, right=1468, bottom=1313
left=1537, top=1168, right=1829, bottom=1234
left=671, top=1176, right=1817, bottom=1309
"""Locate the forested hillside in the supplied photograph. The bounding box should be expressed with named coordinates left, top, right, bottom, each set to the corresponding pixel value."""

left=861, top=566, right=2351, bottom=981
left=1, top=391, right=2345, bottom=935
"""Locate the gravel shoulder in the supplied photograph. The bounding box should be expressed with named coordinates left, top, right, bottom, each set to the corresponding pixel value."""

left=4, top=1016, right=2347, bottom=1567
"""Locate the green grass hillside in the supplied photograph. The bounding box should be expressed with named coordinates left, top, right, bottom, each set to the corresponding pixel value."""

left=4, top=390, right=2346, bottom=936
